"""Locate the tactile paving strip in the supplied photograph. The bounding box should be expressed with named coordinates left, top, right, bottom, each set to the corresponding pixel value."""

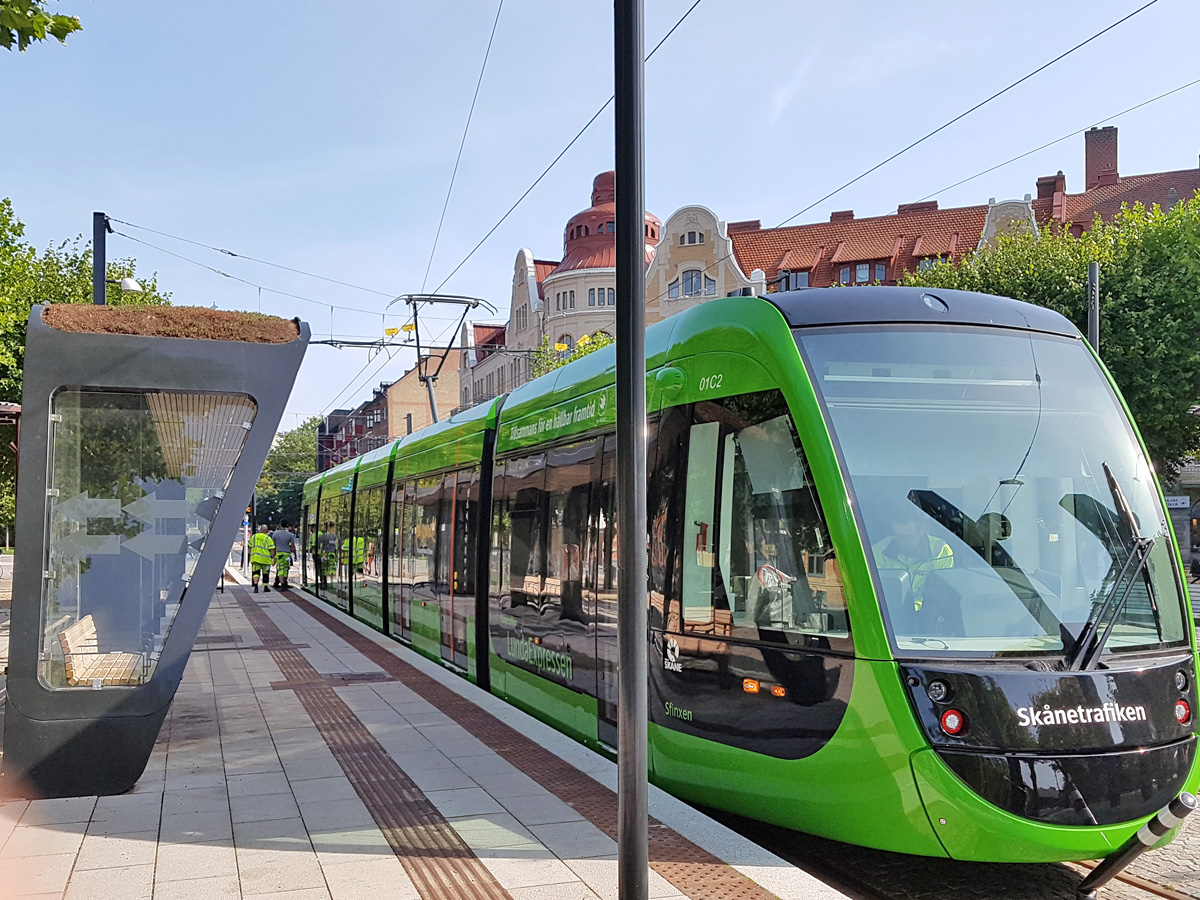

left=232, top=589, right=513, bottom=900
left=282, top=589, right=783, bottom=900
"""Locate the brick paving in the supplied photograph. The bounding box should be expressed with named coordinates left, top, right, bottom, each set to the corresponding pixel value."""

left=0, top=573, right=836, bottom=900
left=0, top=567, right=1195, bottom=900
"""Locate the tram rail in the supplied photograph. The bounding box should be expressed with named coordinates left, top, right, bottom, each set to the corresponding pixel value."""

left=714, top=811, right=1196, bottom=900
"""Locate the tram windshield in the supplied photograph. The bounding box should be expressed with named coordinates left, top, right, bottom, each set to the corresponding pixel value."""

left=797, top=325, right=1189, bottom=660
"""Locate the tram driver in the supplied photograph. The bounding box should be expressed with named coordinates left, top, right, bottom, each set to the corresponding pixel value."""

left=872, top=500, right=954, bottom=612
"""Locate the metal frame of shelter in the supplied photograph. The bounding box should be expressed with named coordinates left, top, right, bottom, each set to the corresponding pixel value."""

left=1, top=306, right=309, bottom=798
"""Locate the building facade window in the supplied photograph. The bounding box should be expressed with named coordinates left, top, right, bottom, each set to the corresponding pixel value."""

left=778, top=270, right=810, bottom=290
left=917, top=256, right=947, bottom=272
left=606, top=222, right=614, bottom=233
left=669, top=279, right=679, bottom=299
left=589, top=288, right=596, bottom=307
left=569, top=290, right=576, bottom=309
left=875, top=263, right=886, bottom=282
left=608, top=288, right=614, bottom=305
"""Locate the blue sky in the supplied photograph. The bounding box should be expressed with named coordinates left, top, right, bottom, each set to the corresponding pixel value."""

left=3, top=0, right=1199, bottom=430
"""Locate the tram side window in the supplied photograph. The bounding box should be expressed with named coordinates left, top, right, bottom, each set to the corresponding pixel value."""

left=500, top=453, right=547, bottom=611
left=677, top=390, right=849, bottom=644
left=412, top=475, right=443, bottom=600
left=545, top=440, right=597, bottom=625
left=490, top=461, right=508, bottom=605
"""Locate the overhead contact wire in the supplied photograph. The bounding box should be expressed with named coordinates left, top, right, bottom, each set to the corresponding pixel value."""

left=431, top=0, right=705, bottom=294
left=421, top=0, right=505, bottom=293
left=774, top=0, right=1161, bottom=227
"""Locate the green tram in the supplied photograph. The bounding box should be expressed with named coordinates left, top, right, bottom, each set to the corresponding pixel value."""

left=302, top=287, right=1199, bottom=862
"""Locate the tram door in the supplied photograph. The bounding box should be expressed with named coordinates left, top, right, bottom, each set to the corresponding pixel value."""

left=449, top=468, right=478, bottom=670
left=594, top=436, right=620, bottom=747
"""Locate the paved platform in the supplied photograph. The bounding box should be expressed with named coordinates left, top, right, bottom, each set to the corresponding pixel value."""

left=0, top=574, right=844, bottom=900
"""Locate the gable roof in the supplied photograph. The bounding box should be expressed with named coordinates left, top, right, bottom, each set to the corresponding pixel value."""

left=730, top=203, right=987, bottom=286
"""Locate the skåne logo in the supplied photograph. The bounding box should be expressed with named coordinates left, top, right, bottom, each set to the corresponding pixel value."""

left=1017, top=702, right=1147, bottom=727
left=664, top=638, right=682, bottom=672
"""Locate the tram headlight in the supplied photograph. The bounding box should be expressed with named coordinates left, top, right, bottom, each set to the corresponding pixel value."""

left=927, top=680, right=951, bottom=703
left=940, top=708, right=967, bottom=736
left=1176, top=699, right=1191, bottom=725
left=1176, top=670, right=1190, bottom=693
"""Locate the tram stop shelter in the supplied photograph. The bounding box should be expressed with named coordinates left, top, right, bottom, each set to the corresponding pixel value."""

left=0, top=303, right=309, bottom=799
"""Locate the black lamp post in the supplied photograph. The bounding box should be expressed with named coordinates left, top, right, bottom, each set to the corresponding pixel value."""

left=92, top=211, right=143, bottom=304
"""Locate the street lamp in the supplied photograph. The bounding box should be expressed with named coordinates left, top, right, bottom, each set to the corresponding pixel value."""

left=108, top=277, right=143, bottom=293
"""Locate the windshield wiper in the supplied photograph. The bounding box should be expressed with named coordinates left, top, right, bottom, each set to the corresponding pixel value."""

left=1065, top=462, right=1159, bottom=670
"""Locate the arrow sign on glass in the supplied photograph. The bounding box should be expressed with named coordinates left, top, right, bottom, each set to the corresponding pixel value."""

left=56, top=532, right=120, bottom=560
left=55, top=492, right=121, bottom=523
left=123, top=492, right=190, bottom=523
left=123, top=528, right=187, bottom=561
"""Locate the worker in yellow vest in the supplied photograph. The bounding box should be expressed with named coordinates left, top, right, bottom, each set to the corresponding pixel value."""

left=342, top=534, right=366, bottom=574
left=872, top=505, right=953, bottom=611
left=249, top=524, right=276, bottom=593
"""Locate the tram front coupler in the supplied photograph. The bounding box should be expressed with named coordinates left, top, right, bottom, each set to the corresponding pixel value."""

left=1076, top=792, right=1196, bottom=898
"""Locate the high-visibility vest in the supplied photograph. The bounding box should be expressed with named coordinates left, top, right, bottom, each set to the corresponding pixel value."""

left=342, top=536, right=365, bottom=565
left=249, top=532, right=275, bottom=566
left=872, top=535, right=953, bottom=610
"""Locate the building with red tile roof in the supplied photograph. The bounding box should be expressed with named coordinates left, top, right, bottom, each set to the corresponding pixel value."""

left=730, top=127, right=1200, bottom=290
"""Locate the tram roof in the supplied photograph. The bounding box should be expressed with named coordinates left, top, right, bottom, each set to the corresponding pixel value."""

left=766, top=285, right=1078, bottom=336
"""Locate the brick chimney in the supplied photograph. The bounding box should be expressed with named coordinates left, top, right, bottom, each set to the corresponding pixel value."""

left=1036, top=170, right=1066, bottom=200
left=1085, top=126, right=1119, bottom=189
left=830, top=210, right=855, bottom=223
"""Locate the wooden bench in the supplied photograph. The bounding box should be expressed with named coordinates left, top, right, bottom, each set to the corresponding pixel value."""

left=58, top=616, right=145, bottom=687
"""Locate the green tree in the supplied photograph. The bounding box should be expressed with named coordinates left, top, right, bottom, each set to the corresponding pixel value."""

left=0, top=198, right=169, bottom=536
left=1, top=0, right=80, bottom=51
left=531, top=331, right=615, bottom=379
left=904, top=196, right=1200, bottom=479
left=254, top=416, right=320, bottom=528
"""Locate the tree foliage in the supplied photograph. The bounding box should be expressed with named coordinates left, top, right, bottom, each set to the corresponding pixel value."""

left=254, top=416, right=320, bottom=529
left=530, top=331, right=615, bottom=379
left=0, top=198, right=169, bottom=532
left=0, top=0, right=80, bottom=51
left=904, top=195, right=1200, bottom=479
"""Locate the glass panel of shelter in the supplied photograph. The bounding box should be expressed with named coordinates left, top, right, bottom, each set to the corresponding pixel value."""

left=40, top=389, right=256, bottom=690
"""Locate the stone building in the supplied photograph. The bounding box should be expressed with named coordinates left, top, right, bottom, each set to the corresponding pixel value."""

left=645, top=205, right=761, bottom=323
left=458, top=171, right=661, bottom=409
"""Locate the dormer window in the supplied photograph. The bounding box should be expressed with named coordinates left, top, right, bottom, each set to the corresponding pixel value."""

left=606, top=222, right=615, bottom=233
left=855, top=263, right=870, bottom=283
left=777, top=270, right=809, bottom=290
